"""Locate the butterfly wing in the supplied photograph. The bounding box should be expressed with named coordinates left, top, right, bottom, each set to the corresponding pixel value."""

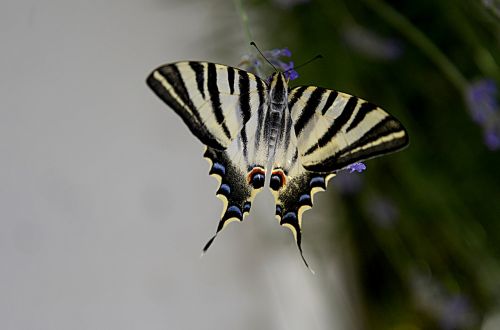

left=147, top=61, right=266, bottom=150
left=147, top=62, right=269, bottom=251
left=289, top=86, right=409, bottom=172
left=271, top=86, right=408, bottom=264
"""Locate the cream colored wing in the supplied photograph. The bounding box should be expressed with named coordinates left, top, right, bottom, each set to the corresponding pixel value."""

left=289, top=86, right=408, bottom=172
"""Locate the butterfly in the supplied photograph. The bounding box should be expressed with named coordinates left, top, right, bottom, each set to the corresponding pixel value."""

left=146, top=60, right=408, bottom=266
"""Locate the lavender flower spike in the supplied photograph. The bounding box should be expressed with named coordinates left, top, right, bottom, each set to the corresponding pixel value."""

left=485, top=123, right=500, bottom=150
left=465, top=78, right=500, bottom=150
left=279, top=48, right=292, bottom=57
left=346, top=162, right=367, bottom=173
left=465, top=78, right=497, bottom=124
left=282, top=61, right=299, bottom=80
left=239, top=46, right=299, bottom=80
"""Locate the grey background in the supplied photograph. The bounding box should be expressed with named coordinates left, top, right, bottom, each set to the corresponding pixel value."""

left=0, top=0, right=355, bottom=329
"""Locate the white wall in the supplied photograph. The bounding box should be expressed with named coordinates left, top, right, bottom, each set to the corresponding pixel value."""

left=0, top=1, right=352, bottom=329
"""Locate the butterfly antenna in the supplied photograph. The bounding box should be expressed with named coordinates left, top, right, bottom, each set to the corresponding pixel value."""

left=284, top=54, right=323, bottom=76
left=250, top=41, right=278, bottom=71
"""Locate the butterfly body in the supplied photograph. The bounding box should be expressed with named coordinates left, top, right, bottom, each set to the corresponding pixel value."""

left=147, top=61, right=408, bottom=263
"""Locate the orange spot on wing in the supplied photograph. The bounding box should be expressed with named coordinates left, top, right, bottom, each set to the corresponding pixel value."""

left=272, top=169, right=287, bottom=187
left=247, top=167, right=266, bottom=184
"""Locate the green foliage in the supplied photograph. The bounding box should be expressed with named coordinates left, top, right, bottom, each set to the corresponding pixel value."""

left=242, top=0, right=500, bottom=328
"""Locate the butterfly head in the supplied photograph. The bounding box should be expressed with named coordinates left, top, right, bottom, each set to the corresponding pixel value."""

left=268, top=72, right=288, bottom=106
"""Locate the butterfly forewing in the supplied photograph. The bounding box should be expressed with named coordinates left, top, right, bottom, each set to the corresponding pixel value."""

left=147, top=61, right=266, bottom=150
left=288, top=86, right=409, bottom=172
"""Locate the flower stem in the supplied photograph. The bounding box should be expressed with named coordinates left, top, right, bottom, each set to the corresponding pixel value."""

left=233, top=0, right=253, bottom=44
left=361, top=0, right=468, bottom=91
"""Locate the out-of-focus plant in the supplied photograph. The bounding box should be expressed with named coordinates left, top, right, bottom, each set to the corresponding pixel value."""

left=483, top=0, right=500, bottom=19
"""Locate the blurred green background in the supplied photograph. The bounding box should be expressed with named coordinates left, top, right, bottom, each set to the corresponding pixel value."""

left=237, top=0, right=500, bottom=328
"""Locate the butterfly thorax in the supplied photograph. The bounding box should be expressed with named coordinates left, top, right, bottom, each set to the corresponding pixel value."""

left=266, top=72, right=289, bottom=160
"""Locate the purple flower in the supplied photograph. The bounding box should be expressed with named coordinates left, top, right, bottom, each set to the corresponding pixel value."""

left=465, top=79, right=497, bottom=124
left=265, top=48, right=292, bottom=58
left=285, top=69, right=299, bottom=81
left=465, top=78, right=500, bottom=150
left=485, top=124, right=500, bottom=150
left=281, top=61, right=299, bottom=80
left=341, top=24, right=403, bottom=60
left=345, top=162, right=366, bottom=173
left=280, top=48, right=292, bottom=57
left=410, top=271, right=478, bottom=329
left=239, top=47, right=299, bottom=81
left=440, top=295, right=476, bottom=330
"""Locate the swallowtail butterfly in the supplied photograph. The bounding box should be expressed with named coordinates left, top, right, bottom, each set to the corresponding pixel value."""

left=147, top=60, right=408, bottom=266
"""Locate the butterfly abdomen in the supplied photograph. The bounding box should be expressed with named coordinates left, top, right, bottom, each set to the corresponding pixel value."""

left=267, top=110, right=282, bottom=147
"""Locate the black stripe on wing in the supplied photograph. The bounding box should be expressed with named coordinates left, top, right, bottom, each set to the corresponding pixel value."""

left=254, top=78, right=267, bottom=153
left=346, top=101, right=377, bottom=132
left=303, top=96, right=358, bottom=157
left=238, top=71, right=252, bottom=160
left=293, top=88, right=325, bottom=136
left=305, top=116, right=408, bottom=172
left=288, top=86, right=307, bottom=110
left=207, top=63, right=232, bottom=140
left=147, top=64, right=226, bottom=150
left=189, top=62, right=206, bottom=99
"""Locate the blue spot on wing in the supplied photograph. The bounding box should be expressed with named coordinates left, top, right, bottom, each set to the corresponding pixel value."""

left=243, top=202, right=251, bottom=213
left=282, top=211, right=298, bottom=224
left=217, top=184, right=231, bottom=196
left=211, top=162, right=226, bottom=176
left=251, top=173, right=265, bottom=189
left=225, top=205, right=243, bottom=219
left=299, top=194, right=312, bottom=206
left=270, top=174, right=283, bottom=191
left=275, top=205, right=283, bottom=216
left=309, top=176, right=326, bottom=189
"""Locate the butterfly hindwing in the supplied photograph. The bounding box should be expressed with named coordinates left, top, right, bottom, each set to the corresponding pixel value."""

left=272, top=169, right=334, bottom=267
